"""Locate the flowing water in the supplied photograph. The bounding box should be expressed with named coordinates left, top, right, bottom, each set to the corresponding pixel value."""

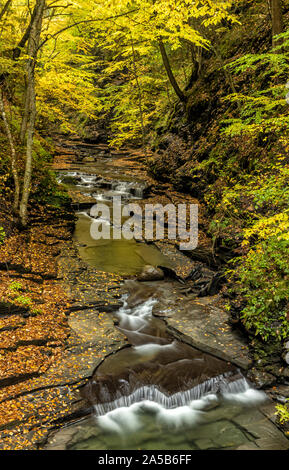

left=58, top=169, right=172, bottom=275
left=50, top=148, right=277, bottom=451
left=76, top=293, right=266, bottom=450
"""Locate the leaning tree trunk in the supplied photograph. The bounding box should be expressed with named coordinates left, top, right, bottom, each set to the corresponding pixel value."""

left=158, top=39, right=187, bottom=103
left=0, top=0, right=12, bottom=22
left=19, top=0, right=45, bottom=227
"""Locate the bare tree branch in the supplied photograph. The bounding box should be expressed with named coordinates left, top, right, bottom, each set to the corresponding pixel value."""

left=38, top=8, right=139, bottom=50
left=0, top=0, right=12, bottom=22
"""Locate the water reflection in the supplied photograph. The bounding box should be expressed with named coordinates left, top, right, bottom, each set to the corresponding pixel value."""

left=73, top=213, right=172, bottom=275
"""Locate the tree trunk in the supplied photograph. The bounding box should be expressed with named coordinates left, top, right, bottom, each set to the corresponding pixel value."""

left=19, top=79, right=31, bottom=144
left=19, top=78, right=36, bottom=227
left=271, top=0, right=283, bottom=47
left=158, top=39, right=187, bottom=103
left=19, top=0, right=45, bottom=227
left=12, top=2, right=39, bottom=60
left=0, top=88, right=20, bottom=212
left=130, top=34, right=145, bottom=148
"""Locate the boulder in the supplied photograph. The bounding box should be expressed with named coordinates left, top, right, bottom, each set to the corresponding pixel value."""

left=137, top=265, right=164, bottom=282
left=247, top=368, right=276, bottom=389
left=284, top=352, right=289, bottom=365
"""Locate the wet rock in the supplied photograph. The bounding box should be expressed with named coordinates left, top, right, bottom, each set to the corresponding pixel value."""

left=60, top=175, right=82, bottom=185
left=211, top=421, right=249, bottom=448
left=247, top=368, right=276, bottom=389
left=236, top=443, right=260, bottom=450
left=265, top=363, right=287, bottom=377
left=275, top=395, right=288, bottom=404
left=283, top=351, right=289, bottom=365
left=165, top=296, right=252, bottom=370
left=137, top=265, right=164, bottom=282
left=45, top=427, right=79, bottom=450
left=255, top=436, right=289, bottom=450
left=69, top=301, right=122, bottom=313
left=187, top=420, right=249, bottom=448
left=203, top=404, right=242, bottom=423
left=275, top=385, right=289, bottom=398
left=281, top=367, right=289, bottom=379
left=124, top=281, right=158, bottom=307
left=195, top=438, right=216, bottom=450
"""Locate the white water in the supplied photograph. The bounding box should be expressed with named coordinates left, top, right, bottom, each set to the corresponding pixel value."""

left=58, top=170, right=146, bottom=201
left=133, top=341, right=177, bottom=356
left=116, top=297, right=157, bottom=330
left=93, top=296, right=267, bottom=433
left=94, top=377, right=266, bottom=417
left=94, top=381, right=266, bottom=434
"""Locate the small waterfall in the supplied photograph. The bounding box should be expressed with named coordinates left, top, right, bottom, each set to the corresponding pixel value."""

left=133, top=187, right=144, bottom=199
left=88, top=293, right=267, bottom=431
left=57, top=171, right=100, bottom=188
left=58, top=169, right=147, bottom=203
left=80, top=175, right=98, bottom=185
left=93, top=374, right=265, bottom=417
left=56, top=171, right=78, bottom=184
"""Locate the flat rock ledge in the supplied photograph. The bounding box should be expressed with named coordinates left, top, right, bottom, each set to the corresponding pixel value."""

left=165, top=296, right=252, bottom=371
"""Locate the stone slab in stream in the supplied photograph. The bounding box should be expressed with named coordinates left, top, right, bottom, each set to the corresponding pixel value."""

left=234, top=402, right=289, bottom=450
left=153, top=240, right=197, bottom=279
left=151, top=283, right=252, bottom=370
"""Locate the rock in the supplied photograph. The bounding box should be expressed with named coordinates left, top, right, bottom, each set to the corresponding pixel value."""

left=281, top=367, right=289, bottom=379
left=195, top=438, right=216, bottom=450
left=83, top=156, right=95, bottom=162
left=60, top=175, right=81, bottom=185
left=125, top=286, right=158, bottom=307
left=247, top=368, right=276, bottom=389
left=284, top=351, right=289, bottom=365
left=187, top=420, right=249, bottom=448
left=275, top=385, right=289, bottom=398
left=235, top=443, right=260, bottom=450
left=137, top=265, right=164, bottom=282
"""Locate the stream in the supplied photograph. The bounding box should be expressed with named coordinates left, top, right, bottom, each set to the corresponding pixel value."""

left=47, top=145, right=279, bottom=450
